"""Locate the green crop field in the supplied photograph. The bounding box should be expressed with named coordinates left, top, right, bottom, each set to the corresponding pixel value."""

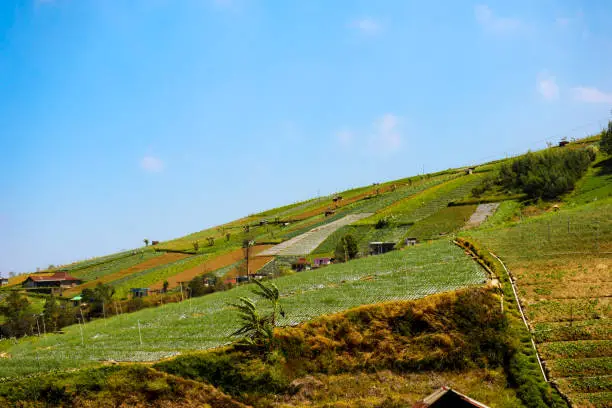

left=463, top=193, right=612, bottom=406
left=69, top=251, right=162, bottom=282
left=0, top=239, right=486, bottom=379
left=403, top=204, right=477, bottom=241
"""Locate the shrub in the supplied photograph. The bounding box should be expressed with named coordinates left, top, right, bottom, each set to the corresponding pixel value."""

left=601, top=120, right=612, bottom=155
left=334, top=234, right=359, bottom=262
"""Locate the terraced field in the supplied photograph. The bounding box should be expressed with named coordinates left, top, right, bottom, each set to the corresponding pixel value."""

left=464, top=199, right=612, bottom=407
left=258, top=214, right=373, bottom=256
left=0, top=239, right=486, bottom=379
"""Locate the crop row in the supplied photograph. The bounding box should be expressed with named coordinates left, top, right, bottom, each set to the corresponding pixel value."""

left=538, top=340, right=612, bottom=360
left=70, top=251, right=162, bottom=281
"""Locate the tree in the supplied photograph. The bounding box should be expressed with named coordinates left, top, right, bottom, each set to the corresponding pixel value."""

left=0, top=291, right=35, bottom=337
left=334, top=234, right=359, bottom=262
left=230, top=280, right=284, bottom=351
left=82, top=283, right=115, bottom=318
left=192, top=241, right=200, bottom=252
left=43, top=294, right=61, bottom=333
left=143, top=238, right=149, bottom=247
left=162, top=280, right=169, bottom=293
left=601, top=120, right=612, bottom=155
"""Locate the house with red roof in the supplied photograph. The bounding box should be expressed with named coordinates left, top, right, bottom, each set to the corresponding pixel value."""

left=22, top=271, right=82, bottom=291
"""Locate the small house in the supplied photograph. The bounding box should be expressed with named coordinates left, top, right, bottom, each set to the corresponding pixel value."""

left=236, top=275, right=250, bottom=284
left=369, top=242, right=395, bottom=255
left=313, top=258, right=331, bottom=267
left=0, top=277, right=8, bottom=286
left=405, top=237, right=418, bottom=246
left=130, top=288, right=149, bottom=298
left=70, top=295, right=82, bottom=307
left=559, top=140, right=569, bottom=147
left=151, top=240, right=159, bottom=245
left=466, top=167, right=476, bottom=175
left=224, top=277, right=237, bottom=286
left=22, top=272, right=82, bottom=290
left=413, top=386, right=490, bottom=408
left=324, top=209, right=335, bottom=217
left=291, top=258, right=311, bottom=272
left=332, top=196, right=343, bottom=203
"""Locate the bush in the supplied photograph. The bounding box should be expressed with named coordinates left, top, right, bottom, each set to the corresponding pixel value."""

left=601, top=121, right=612, bottom=155
left=496, top=148, right=595, bottom=199
left=334, top=234, right=359, bottom=262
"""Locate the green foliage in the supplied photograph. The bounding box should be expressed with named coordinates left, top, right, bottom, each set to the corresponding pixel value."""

left=82, top=283, right=115, bottom=318
left=600, top=120, right=612, bottom=155
left=497, top=148, right=595, bottom=199
left=0, top=291, right=35, bottom=337
left=334, top=234, right=358, bottom=262
left=230, top=280, right=284, bottom=351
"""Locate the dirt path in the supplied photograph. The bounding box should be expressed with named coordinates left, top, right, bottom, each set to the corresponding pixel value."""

left=150, top=245, right=273, bottom=290
left=258, top=214, right=373, bottom=256
left=464, top=203, right=499, bottom=228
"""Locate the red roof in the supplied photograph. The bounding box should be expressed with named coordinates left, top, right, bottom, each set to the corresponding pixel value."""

left=27, top=272, right=80, bottom=282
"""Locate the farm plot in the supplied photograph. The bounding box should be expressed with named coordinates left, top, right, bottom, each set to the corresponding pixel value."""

left=62, top=253, right=190, bottom=297
left=259, top=214, right=373, bottom=256
left=363, top=174, right=483, bottom=226
left=150, top=245, right=274, bottom=289
left=311, top=224, right=411, bottom=257
left=69, top=251, right=162, bottom=282
left=0, top=239, right=486, bottom=379
left=464, top=199, right=612, bottom=407
left=403, top=204, right=477, bottom=241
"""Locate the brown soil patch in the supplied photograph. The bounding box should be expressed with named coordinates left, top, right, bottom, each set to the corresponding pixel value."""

left=225, top=255, right=274, bottom=279
left=63, top=253, right=190, bottom=296
left=150, top=245, right=274, bottom=289
left=510, top=255, right=611, bottom=285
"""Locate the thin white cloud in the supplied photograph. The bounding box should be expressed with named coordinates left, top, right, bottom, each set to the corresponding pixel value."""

left=335, top=129, right=353, bottom=147
left=475, top=5, right=522, bottom=32
left=572, top=87, right=612, bottom=103
left=350, top=18, right=381, bottom=35
left=140, top=156, right=165, bottom=172
left=537, top=73, right=559, bottom=101
left=371, top=113, right=402, bottom=153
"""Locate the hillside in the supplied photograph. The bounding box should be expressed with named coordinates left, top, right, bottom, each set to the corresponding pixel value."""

left=1, top=135, right=610, bottom=407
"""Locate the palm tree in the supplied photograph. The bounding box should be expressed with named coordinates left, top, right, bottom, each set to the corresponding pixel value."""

left=251, top=280, right=285, bottom=325
left=230, top=297, right=273, bottom=348
left=229, top=280, right=285, bottom=350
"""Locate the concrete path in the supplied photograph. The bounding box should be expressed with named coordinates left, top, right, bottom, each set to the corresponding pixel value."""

left=465, top=203, right=499, bottom=228
left=258, top=213, right=373, bottom=256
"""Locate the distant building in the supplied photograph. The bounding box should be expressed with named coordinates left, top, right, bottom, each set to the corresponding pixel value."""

left=224, top=277, right=237, bottom=285
left=466, top=167, right=476, bottom=175
left=324, top=209, right=335, bottom=217
left=559, top=140, right=569, bottom=147
left=0, top=277, right=8, bottom=286
left=369, top=242, right=395, bottom=255
left=413, top=386, right=490, bottom=408
left=405, top=237, right=418, bottom=246
left=313, top=258, right=331, bottom=267
left=151, top=240, right=160, bottom=245
left=332, top=196, right=343, bottom=203
left=22, top=272, right=82, bottom=290
left=130, top=288, right=149, bottom=298
left=291, top=258, right=311, bottom=272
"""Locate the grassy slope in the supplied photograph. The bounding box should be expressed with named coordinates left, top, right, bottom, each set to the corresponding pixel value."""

left=461, top=157, right=612, bottom=407
left=0, top=288, right=523, bottom=408
left=0, top=240, right=485, bottom=379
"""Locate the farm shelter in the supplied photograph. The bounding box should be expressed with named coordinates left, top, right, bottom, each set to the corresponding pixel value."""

left=369, top=242, right=396, bottom=255
left=405, top=237, right=418, bottom=246
left=291, top=258, right=311, bottom=271
left=413, top=386, right=490, bottom=408
left=0, top=278, right=8, bottom=286
left=313, top=257, right=331, bottom=267
left=22, top=272, right=82, bottom=290
left=70, top=295, right=82, bottom=307
left=130, top=288, right=149, bottom=298
left=558, top=140, right=569, bottom=147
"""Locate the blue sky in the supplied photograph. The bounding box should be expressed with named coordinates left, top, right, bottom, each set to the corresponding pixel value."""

left=1, top=0, right=611, bottom=273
